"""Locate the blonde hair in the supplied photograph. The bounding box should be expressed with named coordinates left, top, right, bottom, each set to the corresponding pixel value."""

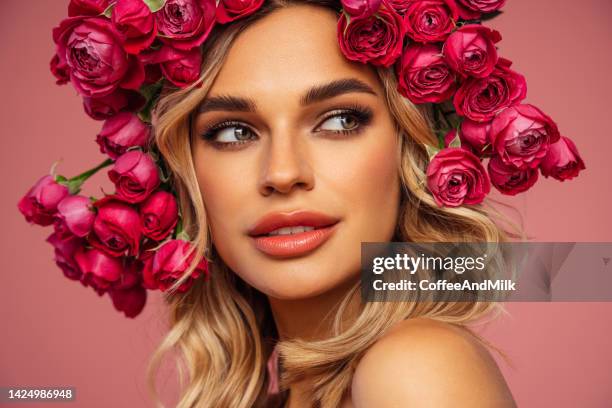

left=146, top=1, right=521, bottom=406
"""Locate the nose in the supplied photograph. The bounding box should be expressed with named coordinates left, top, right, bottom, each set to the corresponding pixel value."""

left=258, top=133, right=314, bottom=196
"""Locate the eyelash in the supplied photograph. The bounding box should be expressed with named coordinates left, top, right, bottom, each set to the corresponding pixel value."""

left=199, top=104, right=374, bottom=149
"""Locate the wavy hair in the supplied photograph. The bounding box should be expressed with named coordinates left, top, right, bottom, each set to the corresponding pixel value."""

left=146, top=0, right=521, bottom=406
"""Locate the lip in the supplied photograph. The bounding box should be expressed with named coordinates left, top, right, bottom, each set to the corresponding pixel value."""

left=248, top=210, right=340, bottom=258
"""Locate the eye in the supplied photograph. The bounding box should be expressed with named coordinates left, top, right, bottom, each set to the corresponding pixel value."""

left=314, top=106, right=373, bottom=135
left=318, top=113, right=360, bottom=132
left=200, top=121, right=257, bottom=146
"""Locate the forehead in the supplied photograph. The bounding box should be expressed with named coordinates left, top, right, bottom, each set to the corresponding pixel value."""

left=208, top=4, right=380, bottom=98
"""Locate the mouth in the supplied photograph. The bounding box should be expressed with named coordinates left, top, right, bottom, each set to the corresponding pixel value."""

left=247, top=210, right=340, bottom=258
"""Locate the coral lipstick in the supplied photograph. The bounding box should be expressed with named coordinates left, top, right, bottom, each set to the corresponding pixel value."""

left=247, top=210, right=339, bottom=258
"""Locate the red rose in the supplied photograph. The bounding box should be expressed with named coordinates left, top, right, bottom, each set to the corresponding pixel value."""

left=539, top=136, right=585, bottom=181
left=337, top=1, right=405, bottom=67
left=456, top=0, right=506, bottom=13
left=68, top=0, right=110, bottom=16
left=46, top=231, right=85, bottom=281
left=453, top=58, right=527, bottom=122
left=90, top=197, right=142, bottom=257
left=217, top=0, right=265, bottom=23
left=74, top=247, right=124, bottom=295
left=82, top=90, right=145, bottom=121
left=112, top=0, right=158, bottom=54
left=53, top=17, right=145, bottom=98
left=108, top=150, right=160, bottom=203
left=340, top=0, right=382, bottom=18
left=18, top=175, right=69, bottom=226
left=54, top=195, right=96, bottom=239
left=387, top=0, right=410, bottom=15
left=108, top=261, right=147, bottom=318
left=140, top=190, right=179, bottom=241
left=443, top=24, right=501, bottom=78
left=96, top=112, right=151, bottom=159
left=142, top=239, right=208, bottom=292
left=50, top=54, right=70, bottom=85
left=426, top=147, right=491, bottom=207
left=396, top=43, right=457, bottom=104
left=488, top=155, right=538, bottom=195
left=156, top=0, right=216, bottom=51
left=141, top=45, right=203, bottom=87
left=460, top=119, right=492, bottom=156
left=403, top=0, right=459, bottom=43
left=490, top=104, right=560, bottom=169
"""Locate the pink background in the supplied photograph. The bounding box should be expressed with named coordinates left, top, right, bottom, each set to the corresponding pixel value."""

left=1, top=1, right=611, bottom=406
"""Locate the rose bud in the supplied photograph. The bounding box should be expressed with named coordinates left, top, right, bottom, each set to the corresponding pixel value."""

left=397, top=43, right=457, bottom=104
left=386, top=0, right=410, bottom=15
left=340, top=0, right=382, bottom=18
left=82, top=90, right=145, bottom=121
left=140, top=190, right=179, bottom=241
left=18, top=175, right=69, bottom=226
left=112, top=0, right=158, bottom=54
left=454, top=58, right=527, bottom=122
left=460, top=119, right=493, bottom=156
left=337, top=1, right=405, bottom=67
left=68, top=0, right=110, bottom=17
left=50, top=54, right=70, bottom=85
left=109, top=284, right=147, bottom=318
left=490, top=104, right=561, bottom=169
left=108, top=150, right=160, bottom=203
left=217, top=0, right=265, bottom=23
left=96, top=113, right=151, bottom=159
left=539, top=136, right=586, bottom=181
left=156, top=0, right=216, bottom=51
left=47, top=231, right=85, bottom=281
left=143, top=239, right=209, bottom=292
left=140, top=45, right=203, bottom=88
left=74, top=247, right=124, bottom=296
left=54, top=195, right=95, bottom=239
left=426, top=147, right=491, bottom=207
left=456, top=0, right=506, bottom=14
left=52, top=17, right=145, bottom=98
left=90, top=196, right=142, bottom=257
left=488, top=155, right=539, bottom=195
left=403, top=0, right=459, bottom=43
left=443, top=25, right=502, bottom=78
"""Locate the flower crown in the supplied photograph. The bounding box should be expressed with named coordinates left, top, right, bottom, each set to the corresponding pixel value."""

left=18, top=0, right=585, bottom=318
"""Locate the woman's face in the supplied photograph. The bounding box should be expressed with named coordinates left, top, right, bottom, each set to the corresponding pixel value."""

left=192, top=4, right=401, bottom=300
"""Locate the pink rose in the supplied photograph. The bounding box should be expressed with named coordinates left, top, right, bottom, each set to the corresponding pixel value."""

left=90, top=196, right=142, bottom=257
left=46, top=232, right=85, bottom=281
left=337, top=1, right=405, bottom=67
left=490, top=104, right=560, bottom=169
left=140, top=190, right=179, bottom=241
left=426, top=147, right=491, bottom=207
left=96, top=112, right=151, bottom=159
left=54, top=195, right=96, bottom=239
left=443, top=24, right=501, bottom=78
left=403, top=0, right=459, bottom=43
left=108, top=150, right=160, bottom=203
left=217, top=0, right=265, bottom=23
left=53, top=17, right=145, bottom=98
left=74, top=247, right=124, bottom=295
left=453, top=58, right=527, bottom=122
left=141, top=45, right=202, bottom=87
left=18, top=175, right=69, bottom=226
left=108, top=261, right=147, bottom=318
left=156, top=0, right=216, bottom=51
left=142, top=239, right=208, bottom=292
left=460, top=119, right=492, bottom=156
left=50, top=54, right=70, bottom=85
left=456, top=0, right=506, bottom=13
left=68, top=0, right=110, bottom=16
left=539, top=136, right=585, bottom=181
left=112, top=0, right=158, bottom=54
left=396, top=43, right=457, bottom=104
left=82, top=90, right=145, bottom=121
left=488, top=155, right=539, bottom=195
left=340, top=0, right=382, bottom=18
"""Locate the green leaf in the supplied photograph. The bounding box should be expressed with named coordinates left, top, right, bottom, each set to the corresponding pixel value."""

left=448, top=132, right=461, bottom=149
left=425, top=144, right=440, bottom=162
left=55, top=175, right=68, bottom=184
left=102, top=2, right=114, bottom=18
left=144, top=0, right=166, bottom=12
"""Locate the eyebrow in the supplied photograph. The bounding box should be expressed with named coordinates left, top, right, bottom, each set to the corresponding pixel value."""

left=196, top=78, right=377, bottom=114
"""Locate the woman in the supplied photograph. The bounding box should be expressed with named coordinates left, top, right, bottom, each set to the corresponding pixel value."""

left=148, top=0, right=516, bottom=406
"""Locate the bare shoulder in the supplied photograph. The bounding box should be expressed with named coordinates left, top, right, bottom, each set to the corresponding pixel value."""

left=351, top=318, right=516, bottom=408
